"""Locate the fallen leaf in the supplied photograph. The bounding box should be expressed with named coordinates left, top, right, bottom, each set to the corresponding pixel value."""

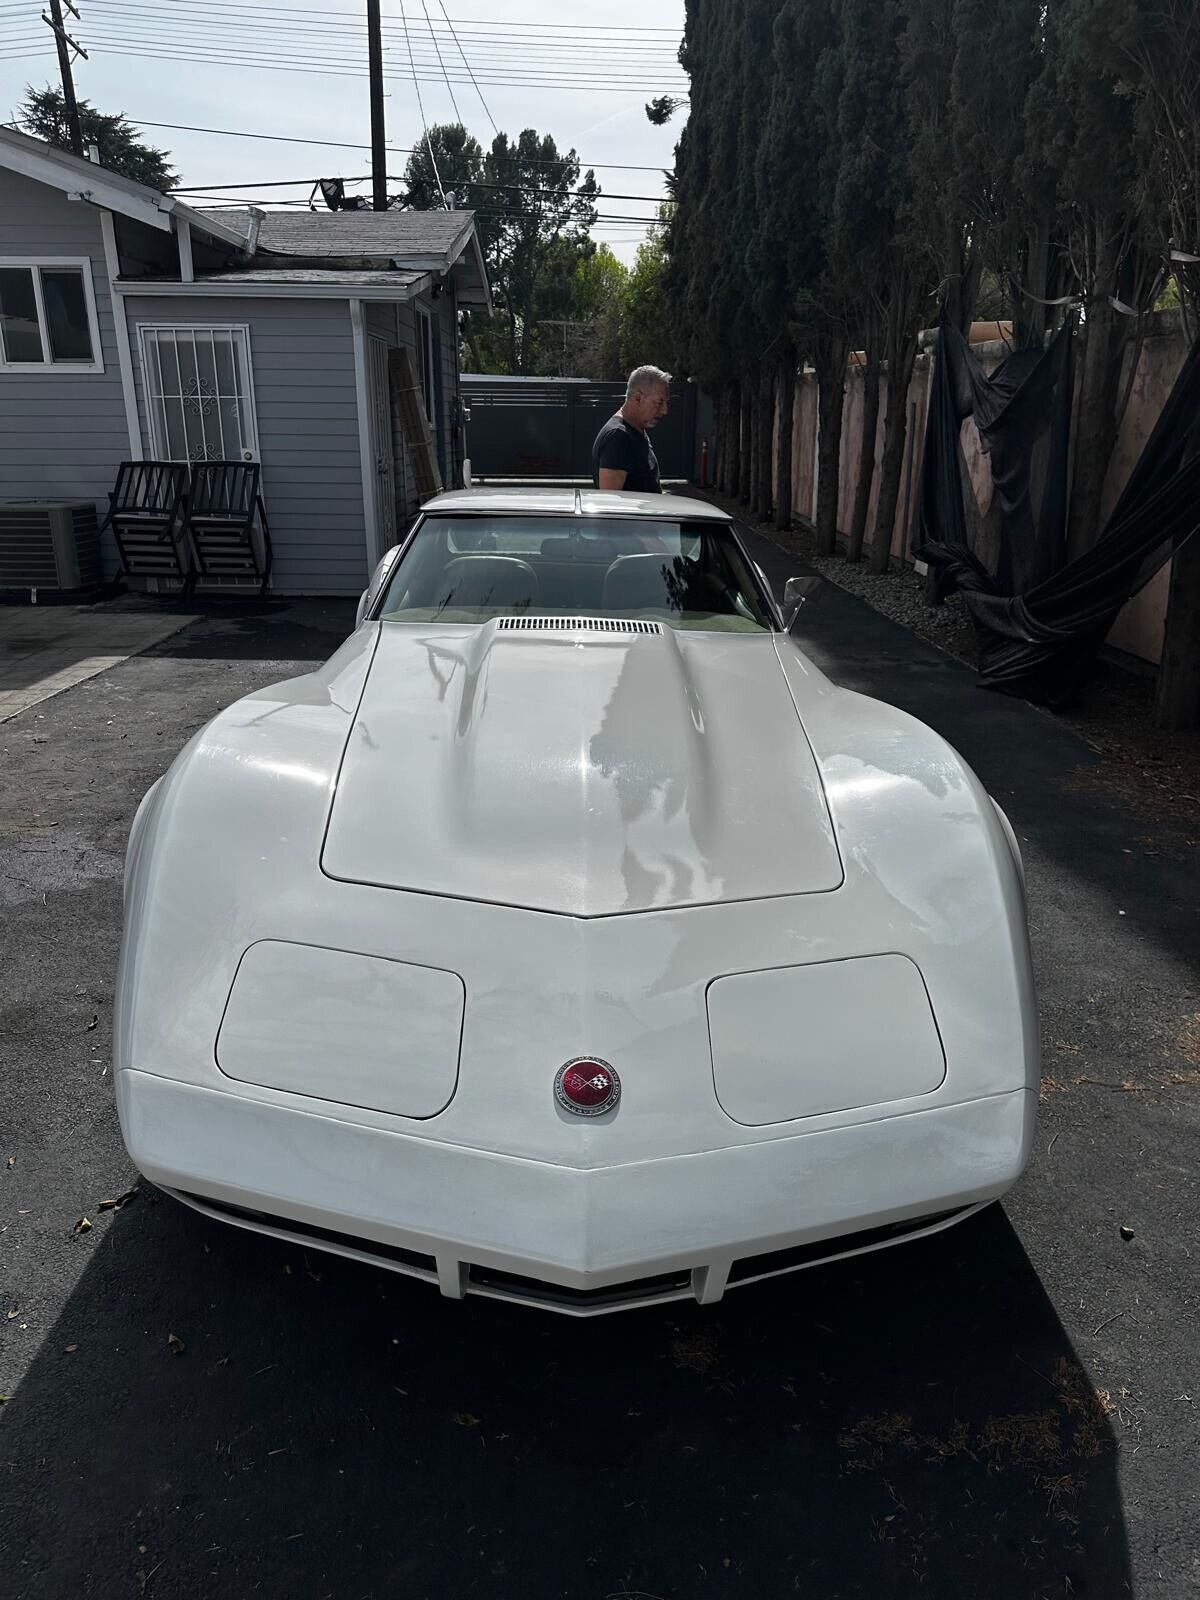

left=167, top=1332, right=185, bottom=1355
left=452, top=1412, right=481, bottom=1427
left=97, top=1186, right=139, bottom=1213
left=72, top=1215, right=93, bottom=1235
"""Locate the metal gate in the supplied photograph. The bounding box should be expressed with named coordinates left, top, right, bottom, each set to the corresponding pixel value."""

left=462, top=377, right=700, bottom=482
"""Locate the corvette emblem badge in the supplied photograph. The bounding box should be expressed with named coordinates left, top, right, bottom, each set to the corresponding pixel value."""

left=554, top=1057, right=621, bottom=1117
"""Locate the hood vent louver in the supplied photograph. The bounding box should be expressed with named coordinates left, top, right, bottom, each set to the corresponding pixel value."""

left=497, top=616, right=662, bottom=635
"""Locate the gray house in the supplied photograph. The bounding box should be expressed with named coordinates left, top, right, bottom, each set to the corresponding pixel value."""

left=0, top=126, right=489, bottom=594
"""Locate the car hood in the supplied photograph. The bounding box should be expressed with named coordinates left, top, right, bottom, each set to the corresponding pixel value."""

left=321, top=621, right=842, bottom=916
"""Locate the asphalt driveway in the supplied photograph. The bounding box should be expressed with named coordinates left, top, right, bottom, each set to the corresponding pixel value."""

left=1, top=574, right=1196, bottom=1600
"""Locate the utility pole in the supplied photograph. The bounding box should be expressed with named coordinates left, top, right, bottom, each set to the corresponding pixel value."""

left=366, top=0, right=387, bottom=210
left=44, top=0, right=87, bottom=157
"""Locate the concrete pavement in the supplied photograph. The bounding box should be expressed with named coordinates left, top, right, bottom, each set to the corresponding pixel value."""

left=0, top=600, right=199, bottom=723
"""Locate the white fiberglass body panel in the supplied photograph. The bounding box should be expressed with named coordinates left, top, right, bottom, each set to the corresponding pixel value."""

left=323, top=624, right=842, bottom=915
left=114, top=491, right=1038, bottom=1314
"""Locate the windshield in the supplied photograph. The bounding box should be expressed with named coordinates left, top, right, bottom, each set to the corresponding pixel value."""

left=376, top=515, right=774, bottom=631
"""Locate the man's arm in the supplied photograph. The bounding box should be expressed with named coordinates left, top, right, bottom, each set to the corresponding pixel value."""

left=596, top=426, right=634, bottom=491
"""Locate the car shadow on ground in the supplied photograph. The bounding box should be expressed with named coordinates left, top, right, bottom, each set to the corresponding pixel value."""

left=2, top=1194, right=1129, bottom=1600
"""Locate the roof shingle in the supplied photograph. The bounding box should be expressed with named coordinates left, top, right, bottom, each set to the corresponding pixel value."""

left=198, top=208, right=475, bottom=261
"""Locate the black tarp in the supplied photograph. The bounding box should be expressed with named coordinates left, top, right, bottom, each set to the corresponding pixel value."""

left=911, top=315, right=1200, bottom=706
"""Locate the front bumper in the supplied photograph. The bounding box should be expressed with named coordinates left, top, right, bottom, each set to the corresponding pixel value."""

left=120, top=1070, right=1034, bottom=1314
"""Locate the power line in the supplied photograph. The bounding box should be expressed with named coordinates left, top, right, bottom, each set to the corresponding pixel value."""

left=92, top=117, right=678, bottom=174
left=421, top=0, right=460, bottom=123
left=438, top=0, right=494, bottom=133
left=32, top=15, right=684, bottom=55
left=1, top=17, right=686, bottom=77
left=19, top=0, right=682, bottom=48
left=55, top=0, right=682, bottom=34
left=21, top=27, right=686, bottom=85
left=12, top=36, right=686, bottom=89
left=399, top=0, right=446, bottom=206
left=170, top=176, right=669, bottom=204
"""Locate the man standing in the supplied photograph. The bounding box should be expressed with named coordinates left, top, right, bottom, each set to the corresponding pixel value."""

left=592, top=365, right=671, bottom=492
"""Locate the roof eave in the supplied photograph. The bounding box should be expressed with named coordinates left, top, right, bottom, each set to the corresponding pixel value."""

left=112, top=270, right=435, bottom=301
left=0, top=127, right=253, bottom=249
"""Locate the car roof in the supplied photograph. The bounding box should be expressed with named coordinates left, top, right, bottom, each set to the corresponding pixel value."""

left=422, top=487, right=732, bottom=522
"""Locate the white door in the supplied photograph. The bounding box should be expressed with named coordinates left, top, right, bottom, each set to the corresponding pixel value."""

left=139, top=325, right=259, bottom=462
left=367, top=336, right=397, bottom=560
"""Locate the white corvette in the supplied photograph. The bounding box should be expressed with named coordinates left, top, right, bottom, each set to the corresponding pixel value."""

left=115, top=489, right=1037, bottom=1314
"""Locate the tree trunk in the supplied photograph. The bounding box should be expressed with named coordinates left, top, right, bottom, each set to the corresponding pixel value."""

left=738, top=383, right=753, bottom=505
left=847, top=348, right=881, bottom=563
left=813, top=334, right=848, bottom=554
left=1068, top=225, right=1126, bottom=560
left=773, top=351, right=796, bottom=532
left=869, top=336, right=918, bottom=574
left=723, top=381, right=741, bottom=496
left=1154, top=532, right=1200, bottom=729
left=748, top=378, right=761, bottom=514
left=753, top=366, right=774, bottom=521
left=711, top=387, right=726, bottom=493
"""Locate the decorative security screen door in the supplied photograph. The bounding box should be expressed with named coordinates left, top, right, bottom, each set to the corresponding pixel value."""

left=139, top=326, right=260, bottom=462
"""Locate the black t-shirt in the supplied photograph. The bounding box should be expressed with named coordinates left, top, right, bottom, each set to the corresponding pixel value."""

left=592, top=413, right=661, bottom=493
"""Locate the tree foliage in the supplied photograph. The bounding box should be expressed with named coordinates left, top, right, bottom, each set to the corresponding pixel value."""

left=19, top=86, right=176, bottom=188
left=663, top=0, right=1200, bottom=718
left=402, top=124, right=484, bottom=212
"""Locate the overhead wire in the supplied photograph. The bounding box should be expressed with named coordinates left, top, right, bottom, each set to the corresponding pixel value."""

left=0, top=15, right=685, bottom=73
left=102, top=118, right=678, bottom=174
left=1, top=35, right=685, bottom=89
left=6, top=2, right=683, bottom=53
left=399, top=0, right=447, bottom=206
left=59, top=0, right=681, bottom=34
left=171, top=177, right=669, bottom=204
left=421, top=0, right=461, bottom=123
left=437, top=0, right=495, bottom=133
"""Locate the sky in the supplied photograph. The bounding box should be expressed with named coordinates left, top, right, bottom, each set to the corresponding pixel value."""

left=0, top=0, right=688, bottom=264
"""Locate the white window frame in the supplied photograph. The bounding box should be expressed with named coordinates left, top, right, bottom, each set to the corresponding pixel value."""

left=136, top=323, right=260, bottom=462
left=0, top=255, right=104, bottom=373
left=416, top=302, right=438, bottom=437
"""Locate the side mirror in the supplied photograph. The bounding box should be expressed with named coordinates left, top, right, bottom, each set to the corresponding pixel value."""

left=783, top=574, right=822, bottom=633
left=355, top=543, right=402, bottom=630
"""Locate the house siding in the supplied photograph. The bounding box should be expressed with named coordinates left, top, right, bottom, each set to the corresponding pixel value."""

left=438, top=279, right=461, bottom=489
left=125, top=295, right=369, bottom=594
left=0, top=169, right=130, bottom=540
left=363, top=294, right=460, bottom=526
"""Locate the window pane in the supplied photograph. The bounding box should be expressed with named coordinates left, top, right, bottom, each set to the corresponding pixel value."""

left=163, top=396, right=188, bottom=461
left=155, top=332, right=181, bottom=396
left=218, top=398, right=243, bottom=457
left=41, top=269, right=93, bottom=362
left=0, top=267, right=44, bottom=362
left=214, top=333, right=236, bottom=396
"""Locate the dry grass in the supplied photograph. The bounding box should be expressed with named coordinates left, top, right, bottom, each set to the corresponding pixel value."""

left=836, top=1356, right=1116, bottom=1528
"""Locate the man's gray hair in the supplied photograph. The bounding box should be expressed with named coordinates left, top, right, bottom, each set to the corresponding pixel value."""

left=625, top=364, right=672, bottom=399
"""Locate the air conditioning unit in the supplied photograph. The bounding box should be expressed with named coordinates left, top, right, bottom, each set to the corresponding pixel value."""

left=0, top=501, right=103, bottom=595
